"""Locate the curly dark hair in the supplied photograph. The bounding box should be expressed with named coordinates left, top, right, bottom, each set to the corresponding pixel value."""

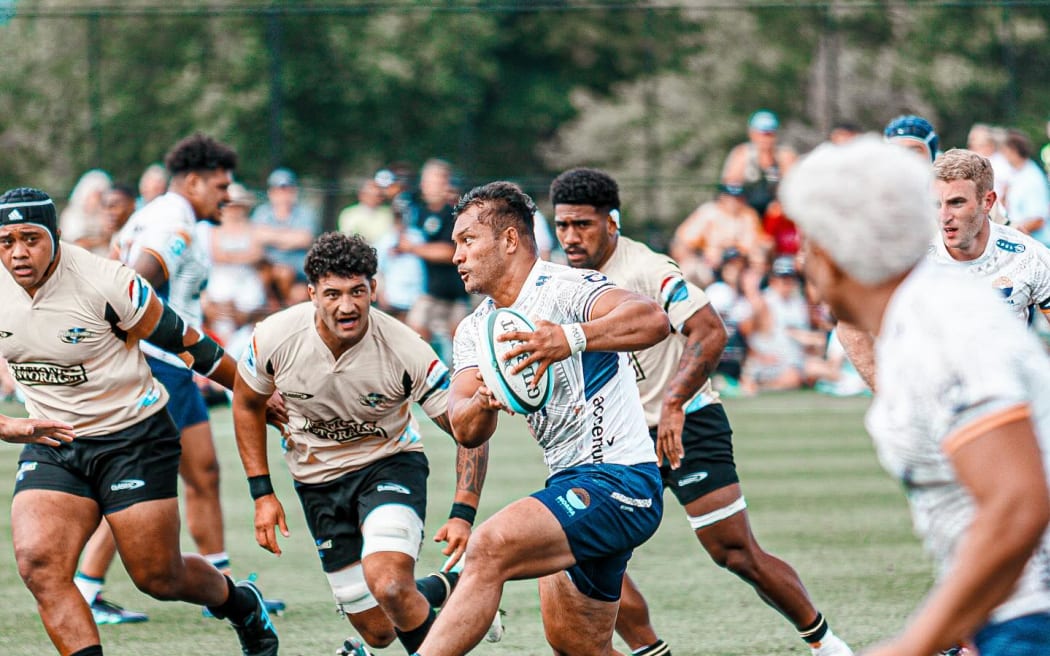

left=304, top=232, right=378, bottom=285
left=164, top=133, right=238, bottom=176
left=549, top=167, right=620, bottom=212
left=453, top=181, right=537, bottom=251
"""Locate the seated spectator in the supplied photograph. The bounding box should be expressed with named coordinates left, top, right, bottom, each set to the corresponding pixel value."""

left=672, top=183, right=770, bottom=285
left=739, top=256, right=824, bottom=395
left=252, top=167, right=319, bottom=305
left=338, top=176, right=395, bottom=246
left=704, top=248, right=754, bottom=395
left=203, top=183, right=269, bottom=349
left=60, top=169, right=112, bottom=255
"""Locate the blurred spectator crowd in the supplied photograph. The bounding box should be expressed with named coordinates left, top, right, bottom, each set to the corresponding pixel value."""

left=4, top=110, right=1050, bottom=403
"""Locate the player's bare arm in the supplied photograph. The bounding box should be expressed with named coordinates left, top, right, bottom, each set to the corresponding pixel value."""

left=868, top=409, right=1050, bottom=656
left=447, top=370, right=504, bottom=448
left=504, top=287, right=670, bottom=382
left=231, top=370, right=290, bottom=556
left=0, top=415, right=75, bottom=447
left=127, top=292, right=237, bottom=389
left=835, top=320, right=877, bottom=392
left=432, top=410, right=491, bottom=567
left=658, top=303, right=728, bottom=469
left=130, top=249, right=169, bottom=290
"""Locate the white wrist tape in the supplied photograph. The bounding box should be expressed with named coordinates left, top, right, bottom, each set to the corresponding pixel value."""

left=561, top=323, right=588, bottom=355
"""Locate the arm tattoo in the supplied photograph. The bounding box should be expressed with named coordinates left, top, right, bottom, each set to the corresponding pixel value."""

left=455, top=442, right=489, bottom=496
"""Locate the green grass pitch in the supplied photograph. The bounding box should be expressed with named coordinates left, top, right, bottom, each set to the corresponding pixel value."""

left=0, top=392, right=932, bottom=655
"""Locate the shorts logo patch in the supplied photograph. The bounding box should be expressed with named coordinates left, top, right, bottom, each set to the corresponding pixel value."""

left=567, top=488, right=590, bottom=510
left=376, top=483, right=410, bottom=495
left=677, top=471, right=709, bottom=486
left=9, top=362, right=88, bottom=387
left=316, top=538, right=333, bottom=551
left=59, top=327, right=98, bottom=344
left=556, top=495, right=577, bottom=517
left=110, top=479, right=145, bottom=492
left=16, top=461, right=37, bottom=481
left=995, top=238, right=1025, bottom=253
left=610, top=492, right=652, bottom=508
left=0, top=330, right=12, bottom=339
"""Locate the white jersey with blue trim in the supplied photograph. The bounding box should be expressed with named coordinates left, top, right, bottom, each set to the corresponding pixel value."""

left=452, top=259, right=657, bottom=475
left=114, top=192, right=211, bottom=368
left=930, top=220, right=1050, bottom=324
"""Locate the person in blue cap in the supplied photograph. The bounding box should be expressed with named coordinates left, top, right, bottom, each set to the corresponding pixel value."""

left=721, top=109, right=798, bottom=220
left=883, top=114, right=940, bottom=162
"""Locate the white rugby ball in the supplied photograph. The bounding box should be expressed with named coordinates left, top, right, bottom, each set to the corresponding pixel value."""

left=477, top=308, right=552, bottom=414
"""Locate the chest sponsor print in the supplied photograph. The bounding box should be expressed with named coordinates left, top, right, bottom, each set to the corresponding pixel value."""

left=302, top=417, right=388, bottom=443
left=10, top=362, right=88, bottom=386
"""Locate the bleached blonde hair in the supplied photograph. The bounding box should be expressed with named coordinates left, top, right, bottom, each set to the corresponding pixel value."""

left=780, top=136, right=935, bottom=285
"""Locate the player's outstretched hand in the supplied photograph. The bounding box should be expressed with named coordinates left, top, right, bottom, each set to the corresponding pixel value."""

left=0, top=416, right=75, bottom=447
left=656, top=405, right=686, bottom=470
left=265, top=391, right=290, bottom=436
left=473, top=371, right=511, bottom=414
left=253, top=494, right=290, bottom=556
left=433, top=518, right=472, bottom=570
left=501, top=318, right=571, bottom=383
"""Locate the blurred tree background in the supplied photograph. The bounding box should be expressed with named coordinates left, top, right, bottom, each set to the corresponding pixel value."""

left=1, top=0, right=1048, bottom=239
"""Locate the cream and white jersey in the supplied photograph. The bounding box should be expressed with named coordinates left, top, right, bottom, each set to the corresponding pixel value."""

left=930, top=220, right=1050, bottom=324
left=453, top=259, right=657, bottom=475
left=599, top=236, right=719, bottom=426
left=238, top=304, right=449, bottom=485
left=0, top=244, right=167, bottom=436
left=115, top=192, right=211, bottom=368
left=867, top=261, right=1050, bottom=623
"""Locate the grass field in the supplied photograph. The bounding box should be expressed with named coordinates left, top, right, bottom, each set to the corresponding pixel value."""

left=0, top=392, right=933, bottom=656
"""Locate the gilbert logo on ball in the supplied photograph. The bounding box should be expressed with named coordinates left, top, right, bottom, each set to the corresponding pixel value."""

left=477, top=308, right=553, bottom=414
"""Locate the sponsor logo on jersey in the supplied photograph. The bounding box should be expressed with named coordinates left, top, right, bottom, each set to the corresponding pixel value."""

left=110, top=479, right=145, bottom=492
left=303, top=417, right=388, bottom=443
left=0, top=330, right=12, bottom=339
left=59, top=327, right=98, bottom=344
left=283, top=391, right=313, bottom=400
left=590, top=395, right=609, bottom=462
left=995, top=238, right=1026, bottom=254
left=360, top=392, right=393, bottom=408
left=167, top=234, right=188, bottom=257
left=567, top=487, right=590, bottom=510
left=376, top=483, right=411, bottom=495
left=137, top=384, right=162, bottom=409
left=677, top=471, right=709, bottom=486
left=611, top=492, right=653, bottom=508
left=9, top=362, right=88, bottom=386
left=535, top=275, right=551, bottom=287
left=581, top=271, right=609, bottom=285
left=16, top=461, right=37, bottom=482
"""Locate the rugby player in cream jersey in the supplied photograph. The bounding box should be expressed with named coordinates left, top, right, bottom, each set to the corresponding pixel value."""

left=782, top=136, right=1050, bottom=656
left=0, top=187, right=278, bottom=656
left=233, top=232, right=490, bottom=656
left=550, top=168, right=852, bottom=656
left=412, top=181, right=670, bottom=656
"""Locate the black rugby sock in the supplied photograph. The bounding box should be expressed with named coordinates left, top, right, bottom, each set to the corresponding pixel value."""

left=395, top=607, right=436, bottom=654
left=633, top=639, right=671, bottom=656
left=71, top=647, right=104, bottom=656
left=206, top=576, right=258, bottom=624
left=799, top=611, right=829, bottom=645
left=415, top=571, right=459, bottom=608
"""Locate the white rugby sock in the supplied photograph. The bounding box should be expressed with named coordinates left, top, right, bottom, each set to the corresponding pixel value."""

left=74, top=572, right=104, bottom=604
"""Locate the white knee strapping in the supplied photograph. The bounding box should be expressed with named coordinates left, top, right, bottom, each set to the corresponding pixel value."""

left=687, top=496, right=747, bottom=530
left=327, top=563, right=378, bottom=615
left=361, top=503, right=424, bottom=560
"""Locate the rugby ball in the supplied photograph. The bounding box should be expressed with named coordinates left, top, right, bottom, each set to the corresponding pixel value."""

left=477, top=308, right=552, bottom=414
